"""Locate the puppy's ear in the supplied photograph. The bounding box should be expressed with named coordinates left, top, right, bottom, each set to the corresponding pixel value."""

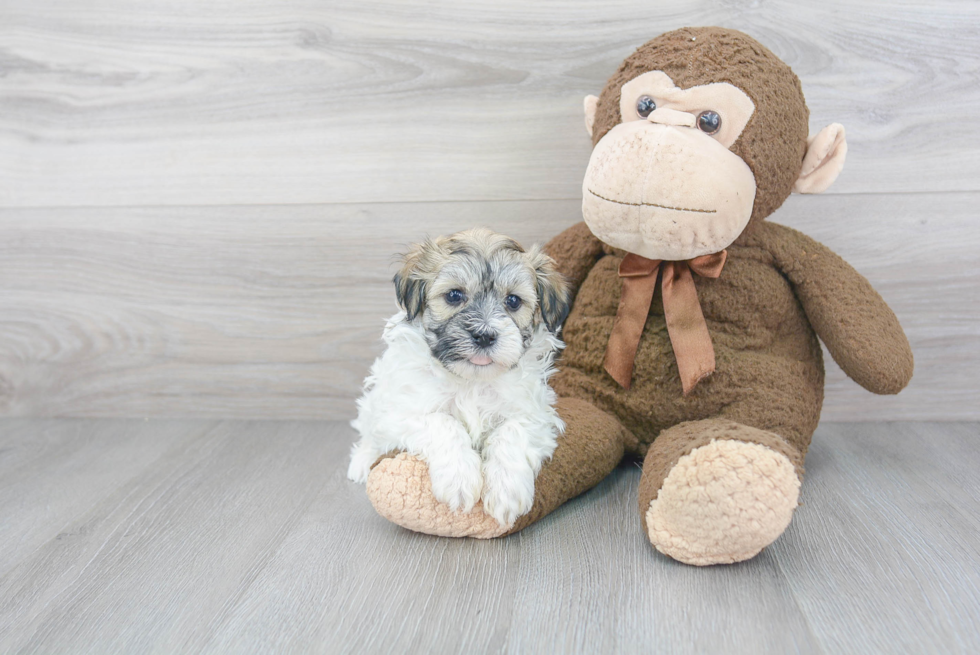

left=528, top=246, right=571, bottom=334
left=394, top=238, right=445, bottom=321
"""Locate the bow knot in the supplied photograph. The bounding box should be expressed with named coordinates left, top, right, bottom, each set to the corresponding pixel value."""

left=603, top=250, right=727, bottom=394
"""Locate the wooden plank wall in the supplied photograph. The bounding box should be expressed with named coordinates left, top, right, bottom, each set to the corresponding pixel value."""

left=1, top=0, right=977, bottom=420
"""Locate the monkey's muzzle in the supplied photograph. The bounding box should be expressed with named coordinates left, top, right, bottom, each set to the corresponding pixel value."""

left=582, top=121, right=756, bottom=261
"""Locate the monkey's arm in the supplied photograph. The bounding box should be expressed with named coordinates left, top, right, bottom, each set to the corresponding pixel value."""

left=543, top=222, right=606, bottom=300
left=763, top=222, right=913, bottom=394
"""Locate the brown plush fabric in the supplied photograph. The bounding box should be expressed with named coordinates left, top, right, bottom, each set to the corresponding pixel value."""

left=636, top=419, right=804, bottom=535
left=760, top=222, right=915, bottom=393
left=544, top=217, right=911, bottom=545
left=592, top=26, right=810, bottom=228
left=549, top=221, right=831, bottom=456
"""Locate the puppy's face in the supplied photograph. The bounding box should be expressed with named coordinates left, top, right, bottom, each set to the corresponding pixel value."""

left=394, top=228, right=570, bottom=380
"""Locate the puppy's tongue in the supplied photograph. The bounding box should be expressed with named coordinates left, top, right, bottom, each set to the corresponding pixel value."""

left=469, top=355, right=493, bottom=366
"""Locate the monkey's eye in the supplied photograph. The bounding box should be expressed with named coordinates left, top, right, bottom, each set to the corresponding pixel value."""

left=504, top=294, right=523, bottom=311
left=636, top=96, right=657, bottom=118
left=697, top=110, right=722, bottom=135
left=445, top=289, right=465, bottom=305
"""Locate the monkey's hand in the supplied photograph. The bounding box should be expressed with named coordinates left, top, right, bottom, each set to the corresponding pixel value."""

left=766, top=222, right=913, bottom=394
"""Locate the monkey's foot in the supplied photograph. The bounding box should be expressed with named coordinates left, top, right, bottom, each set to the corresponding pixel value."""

left=640, top=422, right=801, bottom=566
left=366, top=453, right=508, bottom=539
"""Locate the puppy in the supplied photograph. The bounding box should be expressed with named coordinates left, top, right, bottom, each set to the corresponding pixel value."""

left=347, top=228, right=571, bottom=527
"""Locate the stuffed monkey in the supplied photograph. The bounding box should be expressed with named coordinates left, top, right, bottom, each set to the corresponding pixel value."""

left=364, top=27, right=913, bottom=565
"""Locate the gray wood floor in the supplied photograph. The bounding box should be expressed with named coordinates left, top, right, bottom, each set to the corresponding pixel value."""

left=1, top=419, right=977, bottom=654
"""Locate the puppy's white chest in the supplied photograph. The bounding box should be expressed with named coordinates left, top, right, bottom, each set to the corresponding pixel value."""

left=449, top=385, right=506, bottom=448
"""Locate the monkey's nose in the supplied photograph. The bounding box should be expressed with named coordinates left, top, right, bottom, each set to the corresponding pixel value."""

left=472, top=331, right=497, bottom=348
left=647, top=107, right=696, bottom=128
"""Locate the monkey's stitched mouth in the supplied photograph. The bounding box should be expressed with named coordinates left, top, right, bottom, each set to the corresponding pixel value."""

left=587, top=189, right=716, bottom=214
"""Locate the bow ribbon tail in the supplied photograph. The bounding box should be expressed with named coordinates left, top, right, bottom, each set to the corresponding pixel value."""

left=661, top=261, right=715, bottom=395
left=603, top=256, right=660, bottom=389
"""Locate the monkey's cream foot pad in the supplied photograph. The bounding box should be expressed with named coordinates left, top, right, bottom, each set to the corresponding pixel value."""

left=367, top=453, right=508, bottom=539
left=645, top=439, right=801, bottom=566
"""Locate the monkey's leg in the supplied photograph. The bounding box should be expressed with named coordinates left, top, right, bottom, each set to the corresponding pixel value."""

left=638, top=419, right=805, bottom=565
left=365, top=397, right=630, bottom=538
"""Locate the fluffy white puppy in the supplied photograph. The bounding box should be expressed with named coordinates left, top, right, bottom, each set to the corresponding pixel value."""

left=348, top=228, right=571, bottom=527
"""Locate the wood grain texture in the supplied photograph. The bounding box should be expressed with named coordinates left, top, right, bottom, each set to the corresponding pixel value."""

left=0, top=0, right=978, bottom=207
left=1, top=1, right=977, bottom=420
left=0, top=419, right=210, bottom=579
left=778, top=423, right=980, bottom=654
left=0, top=420, right=333, bottom=653
left=1, top=192, right=975, bottom=421
left=1, top=419, right=977, bottom=653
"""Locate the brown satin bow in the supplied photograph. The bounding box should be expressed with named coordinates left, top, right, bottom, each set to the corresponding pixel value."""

left=603, top=250, right=728, bottom=395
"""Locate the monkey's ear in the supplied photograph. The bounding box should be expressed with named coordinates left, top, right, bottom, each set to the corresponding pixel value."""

left=393, top=241, right=434, bottom=321
left=584, top=95, right=599, bottom=138
left=793, top=123, right=847, bottom=194
left=529, top=247, right=571, bottom=334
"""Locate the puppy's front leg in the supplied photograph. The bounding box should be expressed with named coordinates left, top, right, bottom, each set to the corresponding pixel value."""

left=420, top=413, right=484, bottom=513
left=481, top=420, right=546, bottom=527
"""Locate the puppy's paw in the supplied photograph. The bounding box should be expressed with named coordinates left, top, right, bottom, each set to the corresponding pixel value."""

left=428, top=449, right=484, bottom=513
left=481, top=459, right=535, bottom=528
left=348, top=443, right=381, bottom=483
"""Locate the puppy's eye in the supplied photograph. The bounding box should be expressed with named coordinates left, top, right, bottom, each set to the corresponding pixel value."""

left=504, top=294, right=522, bottom=311
left=445, top=289, right=465, bottom=305
left=636, top=96, right=656, bottom=118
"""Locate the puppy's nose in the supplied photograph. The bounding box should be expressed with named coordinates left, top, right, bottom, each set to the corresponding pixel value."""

left=471, top=331, right=496, bottom=349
